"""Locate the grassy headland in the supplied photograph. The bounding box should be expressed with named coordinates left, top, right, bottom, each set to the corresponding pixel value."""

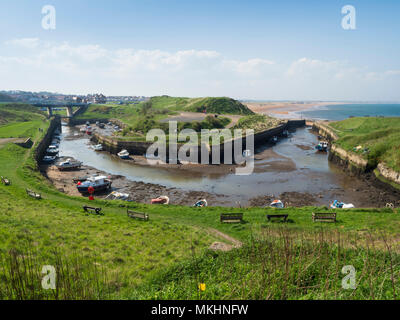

left=328, top=117, right=400, bottom=172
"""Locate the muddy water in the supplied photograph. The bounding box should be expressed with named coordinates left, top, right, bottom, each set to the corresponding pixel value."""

left=57, top=125, right=380, bottom=207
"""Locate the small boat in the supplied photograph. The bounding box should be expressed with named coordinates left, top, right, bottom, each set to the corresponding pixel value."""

left=316, top=141, right=329, bottom=152
left=193, top=199, right=207, bottom=207
left=86, top=126, right=92, bottom=135
left=76, top=175, right=112, bottom=194
left=42, top=155, right=57, bottom=163
left=270, top=200, right=284, bottom=209
left=105, top=191, right=130, bottom=201
left=56, top=158, right=82, bottom=171
left=98, top=123, right=105, bottom=129
left=92, top=144, right=103, bottom=151
left=46, top=145, right=59, bottom=155
left=118, top=149, right=130, bottom=159
left=330, top=200, right=355, bottom=209
left=151, top=196, right=169, bottom=205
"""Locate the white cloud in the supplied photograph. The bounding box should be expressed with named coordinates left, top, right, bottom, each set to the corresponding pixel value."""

left=5, top=38, right=40, bottom=49
left=1, top=38, right=400, bottom=100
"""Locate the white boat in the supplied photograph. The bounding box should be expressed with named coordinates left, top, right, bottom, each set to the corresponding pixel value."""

left=270, top=200, right=284, bottom=208
left=118, top=149, right=130, bottom=159
left=105, top=191, right=130, bottom=201
left=46, top=145, right=59, bottom=155
left=56, top=158, right=82, bottom=171
left=93, top=144, right=103, bottom=151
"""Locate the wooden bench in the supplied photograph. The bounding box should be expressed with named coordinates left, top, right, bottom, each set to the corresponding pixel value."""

left=312, top=212, right=336, bottom=223
left=1, top=176, right=11, bottom=186
left=220, top=213, right=243, bottom=223
left=26, top=189, right=41, bottom=199
left=267, top=214, right=289, bottom=222
left=83, top=206, right=103, bottom=215
left=127, top=209, right=149, bottom=221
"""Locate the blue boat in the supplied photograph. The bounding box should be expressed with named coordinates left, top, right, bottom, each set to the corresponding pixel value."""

left=316, top=141, right=328, bottom=152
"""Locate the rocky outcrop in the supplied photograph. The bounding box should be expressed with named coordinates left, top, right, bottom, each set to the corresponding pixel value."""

left=377, top=163, right=400, bottom=185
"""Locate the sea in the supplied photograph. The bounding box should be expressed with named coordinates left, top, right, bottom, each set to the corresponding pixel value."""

left=296, top=103, right=400, bottom=121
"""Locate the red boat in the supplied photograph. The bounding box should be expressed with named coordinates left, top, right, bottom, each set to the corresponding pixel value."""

left=151, top=196, right=169, bottom=205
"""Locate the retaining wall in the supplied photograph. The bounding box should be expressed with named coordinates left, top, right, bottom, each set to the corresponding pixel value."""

left=91, top=120, right=305, bottom=163
left=34, top=116, right=61, bottom=163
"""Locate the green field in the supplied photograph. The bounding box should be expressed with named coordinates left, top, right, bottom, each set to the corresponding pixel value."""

left=329, top=117, right=400, bottom=171
left=1, top=106, right=400, bottom=300
left=77, top=96, right=253, bottom=123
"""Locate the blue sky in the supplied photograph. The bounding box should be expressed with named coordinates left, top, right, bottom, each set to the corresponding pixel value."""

left=0, top=0, right=399, bottom=100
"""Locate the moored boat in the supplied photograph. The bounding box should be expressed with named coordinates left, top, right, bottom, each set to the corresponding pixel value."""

left=56, top=158, right=82, bottom=171
left=86, top=126, right=92, bottom=135
left=270, top=200, right=284, bottom=208
left=42, top=155, right=57, bottom=164
left=46, top=145, right=59, bottom=156
left=93, top=144, right=103, bottom=151
left=151, top=196, right=169, bottom=205
left=76, top=175, right=112, bottom=194
left=193, top=199, right=207, bottom=207
left=118, top=149, right=130, bottom=159
left=316, top=141, right=329, bottom=152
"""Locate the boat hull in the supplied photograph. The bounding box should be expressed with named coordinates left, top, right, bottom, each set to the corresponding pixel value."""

left=77, top=182, right=112, bottom=194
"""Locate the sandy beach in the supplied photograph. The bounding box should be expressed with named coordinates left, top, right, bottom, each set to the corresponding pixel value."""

left=244, top=101, right=348, bottom=118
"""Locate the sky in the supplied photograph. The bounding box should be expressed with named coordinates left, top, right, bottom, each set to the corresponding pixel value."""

left=0, top=0, right=399, bottom=101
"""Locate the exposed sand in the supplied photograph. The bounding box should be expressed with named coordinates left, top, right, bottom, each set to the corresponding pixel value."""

left=244, top=101, right=348, bottom=117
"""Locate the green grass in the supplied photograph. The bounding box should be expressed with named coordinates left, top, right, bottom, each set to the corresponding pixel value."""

left=234, top=114, right=284, bottom=132
left=2, top=109, right=400, bottom=299
left=130, top=229, right=400, bottom=300
left=77, top=96, right=253, bottom=123
left=329, top=117, right=400, bottom=171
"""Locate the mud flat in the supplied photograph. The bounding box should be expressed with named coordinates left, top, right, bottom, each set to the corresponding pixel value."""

left=41, top=158, right=232, bottom=206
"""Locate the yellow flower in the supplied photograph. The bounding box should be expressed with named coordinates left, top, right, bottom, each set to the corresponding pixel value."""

left=198, top=283, right=206, bottom=291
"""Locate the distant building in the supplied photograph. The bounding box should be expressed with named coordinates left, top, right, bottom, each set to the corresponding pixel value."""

left=88, top=93, right=107, bottom=104
left=72, top=96, right=83, bottom=103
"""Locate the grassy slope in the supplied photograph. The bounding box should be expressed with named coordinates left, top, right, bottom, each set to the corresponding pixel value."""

left=233, top=114, right=284, bottom=133
left=329, top=117, right=400, bottom=171
left=2, top=108, right=400, bottom=299
left=77, top=96, right=253, bottom=122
